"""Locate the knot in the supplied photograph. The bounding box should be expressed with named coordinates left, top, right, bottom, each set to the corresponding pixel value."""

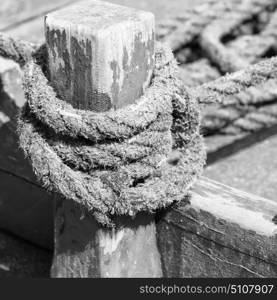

left=17, top=44, right=206, bottom=227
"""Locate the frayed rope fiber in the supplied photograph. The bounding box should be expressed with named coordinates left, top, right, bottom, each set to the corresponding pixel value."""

left=1, top=31, right=277, bottom=226
left=17, top=44, right=206, bottom=227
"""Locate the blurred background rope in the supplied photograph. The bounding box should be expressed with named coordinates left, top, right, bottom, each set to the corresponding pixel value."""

left=2, top=42, right=206, bottom=227
left=156, top=0, right=277, bottom=136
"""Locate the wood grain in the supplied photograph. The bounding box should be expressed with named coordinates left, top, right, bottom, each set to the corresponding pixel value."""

left=157, top=177, right=277, bottom=277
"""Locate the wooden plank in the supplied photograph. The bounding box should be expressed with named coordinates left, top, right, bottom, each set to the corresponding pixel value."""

left=0, top=0, right=78, bottom=31
left=46, top=0, right=162, bottom=277
left=105, top=0, right=203, bottom=20
left=157, top=177, right=277, bottom=277
left=0, top=229, right=51, bottom=278
left=3, top=0, right=276, bottom=263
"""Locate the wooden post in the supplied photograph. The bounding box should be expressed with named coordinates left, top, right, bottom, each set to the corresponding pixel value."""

left=45, top=0, right=162, bottom=277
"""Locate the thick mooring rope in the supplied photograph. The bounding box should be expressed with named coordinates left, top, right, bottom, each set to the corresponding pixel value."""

left=156, top=0, right=277, bottom=136
left=1, top=29, right=277, bottom=225
left=17, top=44, right=206, bottom=227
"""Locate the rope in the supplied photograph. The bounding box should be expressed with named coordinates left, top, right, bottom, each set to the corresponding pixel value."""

left=199, top=0, right=276, bottom=73
left=202, top=102, right=277, bottom=135
left=193, top=57, right=277, bottom=104
left=1, top=0, right=277, bottom=225
left=156, top=0, right=277, bottom=136
left=156, top=0, right=276, bottom=53
left=0, top=32, right=38, bottom=66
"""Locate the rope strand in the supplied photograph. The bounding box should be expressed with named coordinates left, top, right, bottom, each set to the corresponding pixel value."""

left=193, top=57, right=277, bottom=104
left=17, top=45, right=205, bottom=226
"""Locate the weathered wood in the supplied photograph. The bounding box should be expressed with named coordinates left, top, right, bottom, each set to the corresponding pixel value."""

left=205, top=129, right=277, bottom=201
left=46, top=0, right=162, bottom=277
left=45, top=0, right=154, bottom=110
left=4, top=0, right=202, bottom=43
left=0, top=57, right=53, bottom=249
left=157, top=176, right=277, bottom=277
left=4, top=18, right=45, bottom=44
left=0, top=57, right=24, bottom=108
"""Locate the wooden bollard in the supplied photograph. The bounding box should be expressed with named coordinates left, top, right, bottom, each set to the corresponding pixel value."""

left=45, top=0, right=162, bottom=277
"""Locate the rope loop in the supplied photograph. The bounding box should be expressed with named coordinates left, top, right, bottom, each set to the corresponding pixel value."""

left=17, top=44, right=205, bottom=226
left=1, top=0, right=277, bottom=225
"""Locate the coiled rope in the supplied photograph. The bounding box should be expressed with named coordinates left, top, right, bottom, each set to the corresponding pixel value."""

left=1, top=2, right=277, bottom=225
left=156, top=0, right=277, bottom=136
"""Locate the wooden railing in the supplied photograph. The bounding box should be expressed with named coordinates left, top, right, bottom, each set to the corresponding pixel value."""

left=0, top=0, right=277, bottom=277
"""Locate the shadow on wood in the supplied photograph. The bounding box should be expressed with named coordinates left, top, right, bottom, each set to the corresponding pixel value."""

left=157, top=177, right=277, bottom=277
left=52, top=198, right=161, bottom=277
